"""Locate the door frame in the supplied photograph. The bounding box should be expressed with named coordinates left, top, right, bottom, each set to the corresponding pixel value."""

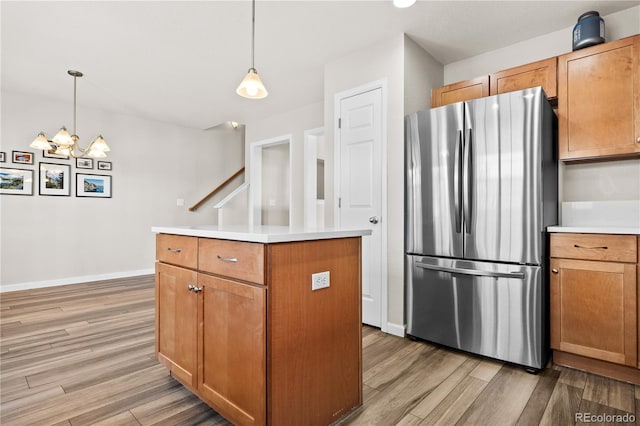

left=249, top=134, right=293, bottom=226
left=333, top=79, right=389, bottom=333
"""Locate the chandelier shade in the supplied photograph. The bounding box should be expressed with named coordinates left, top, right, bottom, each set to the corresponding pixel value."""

left=30, top=70, right=110, bottom=159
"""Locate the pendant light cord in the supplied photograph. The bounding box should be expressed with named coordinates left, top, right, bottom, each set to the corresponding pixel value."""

left=251, top=0, right=255, bottom=70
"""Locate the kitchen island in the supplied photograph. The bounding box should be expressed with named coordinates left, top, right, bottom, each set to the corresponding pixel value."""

left=151, top=225, right=371, bottom=426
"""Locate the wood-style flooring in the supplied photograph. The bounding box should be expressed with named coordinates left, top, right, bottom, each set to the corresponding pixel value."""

left=1, top=276, right=638, bottom=425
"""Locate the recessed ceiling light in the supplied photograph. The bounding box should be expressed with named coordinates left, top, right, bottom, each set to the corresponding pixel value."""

left=393, top=0, right=416, bottom=8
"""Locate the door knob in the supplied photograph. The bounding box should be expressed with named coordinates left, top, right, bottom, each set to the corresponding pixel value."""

left=369, top=216, right=379, bottom=224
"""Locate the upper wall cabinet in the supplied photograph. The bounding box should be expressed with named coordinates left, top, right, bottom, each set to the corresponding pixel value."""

left=558, top=35, right=640, bottom=161
left=431, top=76, right=489, bottom=108
left=490, top=57, right=557, bottom=98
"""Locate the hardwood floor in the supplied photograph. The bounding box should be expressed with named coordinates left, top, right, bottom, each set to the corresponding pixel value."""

left=1, top=276, right=638, bottom=425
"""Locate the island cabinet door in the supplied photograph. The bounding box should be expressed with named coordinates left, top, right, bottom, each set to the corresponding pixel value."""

left=550, top=258, right=637, bottom=367
left=156, top=263, right=198, bottom=389
left=197, top=273, right=266, bottom=426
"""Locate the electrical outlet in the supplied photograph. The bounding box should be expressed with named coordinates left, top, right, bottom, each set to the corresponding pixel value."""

left=311, top=271, right=330, bottom=291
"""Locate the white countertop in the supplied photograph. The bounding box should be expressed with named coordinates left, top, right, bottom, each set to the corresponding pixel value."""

left=151, top=225, right=372, bottom=243
left=547, top=226, right=640, bottom=235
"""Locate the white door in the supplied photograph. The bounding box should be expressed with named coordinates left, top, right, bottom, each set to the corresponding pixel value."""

left=337, top=87, right=384, bottom=327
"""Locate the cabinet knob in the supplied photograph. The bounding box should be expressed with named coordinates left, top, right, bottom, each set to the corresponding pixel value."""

left=193, top=286, right=203, bottom=293
left=636, top=137, right=640, bottom=143
left=551, top=269, right=558, bottom=274
left=187, top=284, right=196, bottom=291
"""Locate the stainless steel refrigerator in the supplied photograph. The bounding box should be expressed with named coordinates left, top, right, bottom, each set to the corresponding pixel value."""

left=405, top=87, right=557, bottom=370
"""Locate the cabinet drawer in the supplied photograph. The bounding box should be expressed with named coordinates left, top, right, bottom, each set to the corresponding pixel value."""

left=199, top=239, right=265, bottom=284
left=550, top=233, right=637, bottom=263
left=156, top=234, right=198, bottom=269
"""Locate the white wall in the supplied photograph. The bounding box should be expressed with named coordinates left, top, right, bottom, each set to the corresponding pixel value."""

left=324, top=35, right=401, bottom=330
left=444, top=6, right=640, bottom=208
left=0, top=91, right=243, bottom=291
left=444, top=6, right=640, bottom=84
left=244, top=101, right=323, bottom=228
left=261, top=143, right=290, bottom=225
left=404, top=35, right=444, bottom=115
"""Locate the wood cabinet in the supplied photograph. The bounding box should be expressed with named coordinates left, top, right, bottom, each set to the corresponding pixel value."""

left=430, top=76, right=489, bottom=108
left=198, top=273, right=266, bottom=425
left=155, top=233, right=363, bottom=425
left=558, top=35, right=640, bottom=160
left=550, top=233, right=639, bottom=384
left=490, top=57, right=557, bottom=98
left=156, top=263, right=198, bottom=389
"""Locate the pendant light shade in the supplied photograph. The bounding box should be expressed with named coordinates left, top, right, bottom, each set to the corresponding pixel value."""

left=236, top=68, right=268, bottom=99
left=237, top=0, right=268, bottom=99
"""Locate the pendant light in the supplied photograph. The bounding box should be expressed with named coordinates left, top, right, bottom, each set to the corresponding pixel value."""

left=236, top=0, right=268, bottom=99
left=30, top=70, right=110, bottom=158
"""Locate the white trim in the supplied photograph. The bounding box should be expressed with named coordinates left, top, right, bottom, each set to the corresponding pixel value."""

left=248, top=134, right=293, bottom=226
left=0, top=268, right=155, bottom=293
left=384, top=322, right=406, bottom=338
left=213, top=182, right=249, bottom=209
left=333, top=78, right=389, bottom=334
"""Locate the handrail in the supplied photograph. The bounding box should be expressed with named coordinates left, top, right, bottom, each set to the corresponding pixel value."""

left=189, top=167, right=245, bottom=212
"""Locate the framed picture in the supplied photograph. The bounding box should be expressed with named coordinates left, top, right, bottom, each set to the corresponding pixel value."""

left=97, top=161, right=112, bottom=171
left=76, top=173, right=112, bottom=198
left=0, top=152, right=5, bottom=162
left=43, top=145, right=69, bottom=159
left=76, top=158, right=94, bottom=169
left=39, top=162, right=71, bottom=196
left=0, top=167, right=33, bottom=195
left=12, top=150, right=34, bottom=165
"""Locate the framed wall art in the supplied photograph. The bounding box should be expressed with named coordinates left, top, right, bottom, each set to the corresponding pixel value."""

left=76, top=173, right=112, bottom=198
left=12, top=150, right=34, bottom=165
left=39, top=162, right=71, bottom=196
left=0, top=152, right=5, bottom=162
left=0, top=167, right=33, bottom=195
left=76, top=158, right=94, bottom=169
left=43, top=145, right=69, bottom=160
left=96, top=161, right=112, bottom=171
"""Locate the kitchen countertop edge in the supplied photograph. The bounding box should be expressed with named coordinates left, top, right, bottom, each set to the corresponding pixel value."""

left=151, top=225, right=372, bottom=243
left=547, top=226, right=640, bottom=235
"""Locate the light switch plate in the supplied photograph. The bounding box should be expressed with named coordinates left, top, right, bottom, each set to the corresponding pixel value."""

left=312, top=271, right=330, bottom=291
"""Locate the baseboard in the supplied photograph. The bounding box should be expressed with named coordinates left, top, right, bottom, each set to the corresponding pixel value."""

left=383, top=321, right=406, bottom=337
left=0, top=269, right=155, bottom=293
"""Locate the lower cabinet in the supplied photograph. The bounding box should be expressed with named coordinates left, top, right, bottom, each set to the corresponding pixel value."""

left=198, top=273, right=266, bottom=426
left=156, top=263, right=198, bottom=389
left=550, top=233, right=639, bottom=383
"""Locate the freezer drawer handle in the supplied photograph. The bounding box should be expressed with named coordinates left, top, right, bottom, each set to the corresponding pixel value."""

left=574, top=244, right=608, bottom=250
left=415, top=262, right=525, bottom=279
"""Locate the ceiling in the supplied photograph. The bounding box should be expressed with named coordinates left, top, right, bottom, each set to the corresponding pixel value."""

left=2, top=1, right=638, bottom=130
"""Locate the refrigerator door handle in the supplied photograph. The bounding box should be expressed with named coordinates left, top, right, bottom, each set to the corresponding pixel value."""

left=415, top=262, right=525, bottom=280
left=463, top=128, right=473, bottom=234
left=454, top=130, right=463, bottom=233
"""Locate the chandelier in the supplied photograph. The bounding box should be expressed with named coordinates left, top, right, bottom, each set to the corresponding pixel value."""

left=236, top=0, right=268, bottom=99
left=30, top=70, right=110, bottom=158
